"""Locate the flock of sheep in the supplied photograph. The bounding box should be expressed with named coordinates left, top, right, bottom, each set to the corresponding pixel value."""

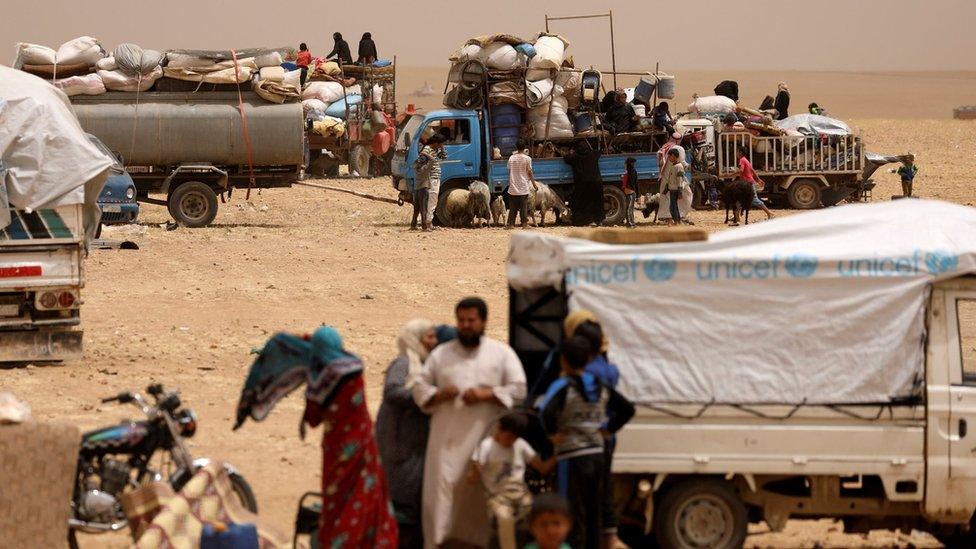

left=441, top=180, right=570, bottom=228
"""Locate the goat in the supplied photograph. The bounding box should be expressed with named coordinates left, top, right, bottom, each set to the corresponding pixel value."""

left=490, top=196, right=507, bottom=226
left=721, top=179, right=754, bottom=226
left=528, top=182, right=570, bottom=227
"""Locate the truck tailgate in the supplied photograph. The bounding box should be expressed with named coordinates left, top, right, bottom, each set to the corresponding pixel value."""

left=0, top=246, right=82, bottom=288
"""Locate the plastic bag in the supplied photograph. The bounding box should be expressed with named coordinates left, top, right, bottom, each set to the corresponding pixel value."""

left=165, top=53, right=213, bottom=69
left=254, top=51, right=283, bottom=68
left=526, top=79, right=563, bottom=107
left=529, top=95, right=573, bottom=139
left=52, top=73, right=106, bottom=96
left=98, top=66, right=162, bottom=92
left=302, top=81, right=345, bottom=103
left=476, top=42, right=521, bottom=70
left=529, top=34, right=569, bottom=71
left=688, top=95, right=737, bottom=115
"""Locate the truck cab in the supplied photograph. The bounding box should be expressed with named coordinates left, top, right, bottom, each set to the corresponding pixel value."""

left=392, top=109, right=482, bottom=198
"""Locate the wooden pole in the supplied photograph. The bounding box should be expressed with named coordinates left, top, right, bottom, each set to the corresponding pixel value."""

left=609, top=10, right=617, bottom=90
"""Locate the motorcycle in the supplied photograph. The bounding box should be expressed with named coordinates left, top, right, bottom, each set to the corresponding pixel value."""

left=68, top=383, right=257, bottom=545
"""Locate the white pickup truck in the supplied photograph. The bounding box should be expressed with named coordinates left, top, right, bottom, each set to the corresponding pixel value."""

left=1, top=66, right=112, bottom=362
left=509, top=199, right=976, bottom=548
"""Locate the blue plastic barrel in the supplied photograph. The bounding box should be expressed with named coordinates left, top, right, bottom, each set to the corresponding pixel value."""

left=634, top=76, right=656, bottom=103
left=656, top=74, right=675, bottom=99
left=491, top=104, right=523, bottom=155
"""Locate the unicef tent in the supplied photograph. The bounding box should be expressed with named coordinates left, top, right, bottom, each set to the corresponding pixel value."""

left=508, top=199, right=976, bottom=405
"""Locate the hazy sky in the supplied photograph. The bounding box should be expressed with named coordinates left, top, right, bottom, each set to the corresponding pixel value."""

left=4, top=0, right=974, bottom=71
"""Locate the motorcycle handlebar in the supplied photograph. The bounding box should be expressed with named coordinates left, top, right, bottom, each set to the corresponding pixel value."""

left=101, top=392, right=133, bottom=404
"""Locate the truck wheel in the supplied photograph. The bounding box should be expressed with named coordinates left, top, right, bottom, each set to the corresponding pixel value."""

left=787, top=178, right=822, bottom=209
left=654, top=479, right=747, bottom=549
left=349, top=145, right=371, bottom=178
left=602, top=185, right=627, bottom=226
left=169, top=182, right=218, bottom=228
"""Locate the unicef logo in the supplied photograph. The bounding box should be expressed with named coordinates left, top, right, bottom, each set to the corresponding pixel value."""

left=642, top=258, right=677, bottom=282
left=925, top=251, right=958, bottom=275
left=784, top=254, right=818, bottom=278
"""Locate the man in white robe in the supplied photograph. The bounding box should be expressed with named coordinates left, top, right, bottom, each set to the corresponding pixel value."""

left=413, top=297, right=527, bottom=548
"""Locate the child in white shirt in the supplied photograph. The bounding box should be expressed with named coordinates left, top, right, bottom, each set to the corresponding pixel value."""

left=469, top=412, right=554, bottom=549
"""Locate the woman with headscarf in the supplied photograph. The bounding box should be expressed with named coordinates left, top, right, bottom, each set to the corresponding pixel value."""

left=358, top=32, right=378, bottom=65
left=234, top=326, right=398, bottom=549
left=375, top=319, right=438, bottom=549
left=327, top=32, right=353, bottom=65
left=563, top=140, right=605, bottom=227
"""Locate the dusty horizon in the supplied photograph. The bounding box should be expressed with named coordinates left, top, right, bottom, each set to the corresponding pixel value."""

left=4, top=0, right=975, bottom=72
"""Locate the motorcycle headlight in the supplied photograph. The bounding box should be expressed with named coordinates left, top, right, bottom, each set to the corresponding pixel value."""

left=125, top=187, right=135, bottom=200
left=177, top=409, right=197, bottom=438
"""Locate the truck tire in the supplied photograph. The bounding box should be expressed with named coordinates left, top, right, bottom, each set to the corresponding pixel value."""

left=349, top=145, right=371, bottom=178
left=602, top=185, right=627, bottom=226
left=787, top=178, right=822, bottom=209
left=169, top=181, right=218, bottom=228
left=654, top=479, right=747, bottom=549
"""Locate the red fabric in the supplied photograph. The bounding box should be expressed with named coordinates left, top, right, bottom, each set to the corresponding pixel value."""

left=304, top=376, right=398, bottom=549
left=739, top=156, right=757, bottom=183
left=296, top=51, right=312, bottom=68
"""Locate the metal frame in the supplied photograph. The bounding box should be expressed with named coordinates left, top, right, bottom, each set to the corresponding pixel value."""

left=545, top=11, right=617, bottom=89
left=717, top=131, right=864, bottom=178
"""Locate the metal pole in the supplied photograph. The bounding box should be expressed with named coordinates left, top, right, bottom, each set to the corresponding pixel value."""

left=545, top=15, right=550, bottom=33
left=609, top=10, right=617, bottom=90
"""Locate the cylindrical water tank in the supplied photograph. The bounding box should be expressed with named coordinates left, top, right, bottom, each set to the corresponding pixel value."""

left=71, top=92, right=304, bottom=167
left=490, top=104, right=523, bottom=156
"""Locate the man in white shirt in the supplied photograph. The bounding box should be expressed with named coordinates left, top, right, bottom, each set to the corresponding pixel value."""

left=506, top=140, right=534, bottom=229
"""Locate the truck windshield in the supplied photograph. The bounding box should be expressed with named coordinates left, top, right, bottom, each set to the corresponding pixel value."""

left=397, top=115, right=424, bottom=152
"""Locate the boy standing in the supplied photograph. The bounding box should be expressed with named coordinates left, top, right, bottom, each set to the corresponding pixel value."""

left=525, top=493, right=574, bottom=549
left=893, top=155, right=918, bottom=197
left=537, top=336, right=635, bottom=549
left=469, top=413, right=553, bottom=549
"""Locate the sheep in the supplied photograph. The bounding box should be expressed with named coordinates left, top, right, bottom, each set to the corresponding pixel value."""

left=721, top=179, right=754, bottom=226
left=528, top=182, right=570, bottom=227
left=468, top=181, right=491, bottom=227
left=442, top=186, right=491, bottom=228
left=490, top=196, right=507, bottom=226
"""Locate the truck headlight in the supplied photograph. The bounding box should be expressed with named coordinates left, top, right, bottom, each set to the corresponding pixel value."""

left=125, top=187, right=135, bottom=200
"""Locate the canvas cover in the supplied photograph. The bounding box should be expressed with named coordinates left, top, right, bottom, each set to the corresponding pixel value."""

left=775, top=113, right=852, bottom=136
left=508, top=199, right=976, bottom=405
left=0, top=65, right=112, bottom=239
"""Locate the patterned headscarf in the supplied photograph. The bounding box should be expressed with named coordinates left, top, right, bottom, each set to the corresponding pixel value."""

left=397, top=319, right=434, bottom=388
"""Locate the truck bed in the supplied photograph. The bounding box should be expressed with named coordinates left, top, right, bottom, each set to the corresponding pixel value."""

left=615, top=403, right=925, bottom=491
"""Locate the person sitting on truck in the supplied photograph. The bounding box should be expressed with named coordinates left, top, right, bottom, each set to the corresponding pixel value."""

left=537, top=335, right=634, bottom=549
left=357, top=32, right=378, bottom=65
left=296, top=43, right=312, bottom=88
left=731, top=145, right=774, bottom=221
left=774, top=82, right=791, bottom=120
left=506, top=139, right=533, bottom=230
left=327, top=32, right=353, bottom=65
left=809, top=102, right=826, bottom=116
left=604, top=89, right=638, bottom=134
left=650, top=101, right=676, bottom=135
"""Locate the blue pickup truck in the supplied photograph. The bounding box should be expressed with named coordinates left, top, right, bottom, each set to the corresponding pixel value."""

left=86, top=134, right=139, bottom=227
left=391, top=109, right=665, bottom=225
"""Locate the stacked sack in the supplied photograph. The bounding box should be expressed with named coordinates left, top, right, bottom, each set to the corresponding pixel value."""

left=15, top=36, right=107, bottom=96
left=524, top=34, right=573, bottom=139
left=97, top=43, right=163, bottom=92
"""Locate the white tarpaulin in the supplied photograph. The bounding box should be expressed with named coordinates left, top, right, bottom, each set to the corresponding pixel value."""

left=508, top=200, right=976, bottom=405
left=0, top=65, right=112, bottom=238
left=775, top=114, right=852, bottom=136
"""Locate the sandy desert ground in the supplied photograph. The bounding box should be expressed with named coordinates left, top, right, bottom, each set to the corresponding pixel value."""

left=4, top=71, right=976, bottom=549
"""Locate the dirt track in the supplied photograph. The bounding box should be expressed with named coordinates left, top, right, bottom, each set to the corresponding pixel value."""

left=6, top=119, right=974, bottom=548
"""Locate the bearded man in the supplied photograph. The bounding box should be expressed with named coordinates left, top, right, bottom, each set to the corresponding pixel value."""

left=413, top=296, right=527, bottom=548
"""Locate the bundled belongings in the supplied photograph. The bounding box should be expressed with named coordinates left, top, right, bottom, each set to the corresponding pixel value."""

left=99, top=66, right=163, bottom=92
left=52, top=73, right=106, bottom=96
left=529, top=95, right=573, bottom=139
left=15, top=36, right=104, bottom=75
left=688, top=94, right=737, bottom=115
left=253, top=65, right=299, bottom=103
left=775, top=113, right=852, bottom=136
left=311, top=116, right=346, bottom=138
left=163, top=57, right=256, bottom=84
left=112, top=43, right=163, bottom=77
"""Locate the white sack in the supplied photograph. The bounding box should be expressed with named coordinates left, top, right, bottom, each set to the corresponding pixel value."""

left=259, top=66, right=285, bottom=82
left=302, top=98, right=328, bottom=118
left=254, top=51, right=283, bottom=68
left=345, top=84, right=362, bottom=97
left=98, top=66, right=161, bottom=92
left=0, top=65, right=113, bottom=233
left=56, top=36, right=103, bottom=66
left=52, top=73, right=106, bottom=96
left=526, top=68, right=553, bottom=82
left=528, top=95, right=573, bottom=139
left=457, top=44, right=482, bottom=62
left=15, top=43, right=56, bottom=67
left=508, top=199, right=976, bottom=405
left=165, top=53, right=213, bottom=68
left=283, top=69, right=301, bottom=89
left=302, top=81, right=344, bottom=103
left=555, top=70, right=582, bottom=108
left=95, top=57, right=118, bottom=71
left=529, top=34, right=568, bottom=71
left=372, top=83, right=384, bottom=104
left=476, top=42, right=520, bottom=70
left=688, top=95, right=737, bottom=115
